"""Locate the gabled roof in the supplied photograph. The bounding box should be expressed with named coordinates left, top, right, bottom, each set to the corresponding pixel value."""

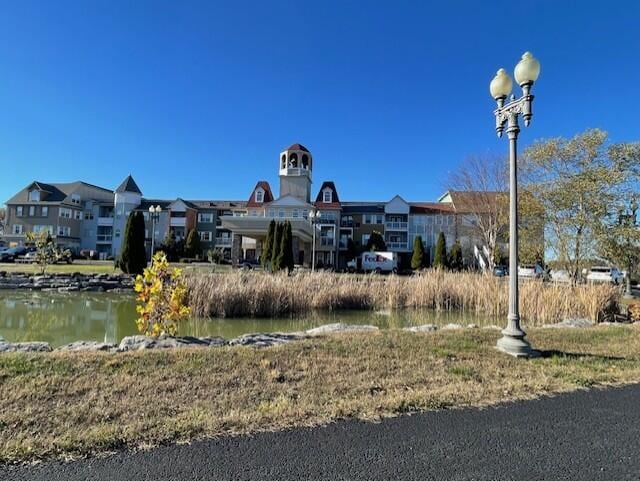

left=314, top=181, right=341, bottom=209
left=247, top=181, right=274, bottom=208
left=440, top=190, right=506, bottom=213
left=409, top=202, right=455, bottom=214
left=115, top=175, right=142, bottom=194
left=269, top=194, right=314, bottom=208
left=6, top=180, right=112, bottom=204
left=284, top=143, right=310, bottom=153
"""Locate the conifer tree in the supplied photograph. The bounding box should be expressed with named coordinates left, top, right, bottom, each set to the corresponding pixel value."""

left=271, top=222, right=283, bottom=271
left=262, top=220, right=276, bottom=268
left=185, top=229, right=202, bottom=259
left=366, top=230, right=387, bottom=251
left=433, top=232, right=448, bottom=269
left=411, top=235, right=425, bottom=270
left=120, top=211, right=147, bottom=274
left=449, top=240, right=463, bottom=271
left=280, top=221, right=294, bottom=273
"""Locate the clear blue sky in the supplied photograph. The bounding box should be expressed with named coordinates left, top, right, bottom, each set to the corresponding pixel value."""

left=1, top=1, right=638, bottom=204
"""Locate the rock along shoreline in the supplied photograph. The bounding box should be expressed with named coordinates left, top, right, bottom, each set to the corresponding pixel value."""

left=0, top=322, right=554, bottom=354
left=0, top=272, right=133, bottom=292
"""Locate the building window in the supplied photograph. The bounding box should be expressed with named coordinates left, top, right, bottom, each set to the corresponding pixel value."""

left=71, top=194, right=81, bottom=205
left=278, top=209, right=285, bottom=218
left=28, top=206, right=35, bottom=216
left=255, top=189, right=264, bottom=203
left=292, top=209, right=299, bottom=218
left=16, top=206, right=23, bottom=217
left=199, top=231, right=212, bottom=242
left=74, top=210, right=82, bottom=220
left=114, top=229, right=121, bottom=238
left=34, top=225, right=53, bottom=234
left=28, top=190, right=40, bottom=202
left=198, top=212, right=214, bottom=223
left=59, top=208, right=72, bottom=219
left=12, top=224, right=23, bottom=235
left=57, top=226, right=71, bottom=237
left=302, top=210, right=309, bottom=219
left=41, top=206, right=49, bottom=217
left=323, top=190, right=332, bottom=203
left=361, top=234, right=370, bottom=246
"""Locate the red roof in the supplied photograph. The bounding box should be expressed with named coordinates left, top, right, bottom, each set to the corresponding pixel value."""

left=247, top=181, right=274, bottom=207
left=285, top=143, right=310, bottom=153
left=409, top=202, right=455, bottom=214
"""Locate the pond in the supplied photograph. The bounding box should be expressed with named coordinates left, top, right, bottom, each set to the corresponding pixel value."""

left=0, top=291, right=501, bottom=347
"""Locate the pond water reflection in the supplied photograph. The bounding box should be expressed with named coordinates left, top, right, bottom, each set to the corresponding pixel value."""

left=0, top=291, right=500, bottom=347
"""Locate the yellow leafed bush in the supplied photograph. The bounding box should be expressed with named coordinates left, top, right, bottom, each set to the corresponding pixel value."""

left=134, top=252, right=190, bottom=337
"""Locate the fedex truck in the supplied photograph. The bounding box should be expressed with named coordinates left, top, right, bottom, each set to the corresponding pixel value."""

left=347, top=251, right=398, bottom=274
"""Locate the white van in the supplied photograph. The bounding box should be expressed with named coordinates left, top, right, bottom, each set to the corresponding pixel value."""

left=347, top=252, right=398, bottom=274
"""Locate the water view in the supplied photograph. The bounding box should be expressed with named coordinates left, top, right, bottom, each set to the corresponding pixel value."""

left=0, top=291, right=499, bottom=347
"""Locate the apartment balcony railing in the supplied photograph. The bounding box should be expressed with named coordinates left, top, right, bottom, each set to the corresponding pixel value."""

left=97, top=217, right=114, bottom=226
left=340, top=221, right=354, bottom=228
left=385, top=221, right=408, bottom=230
left=386, top=241, right=409, bottom=250
left=96, top=235, right=113, bottom=243
left=216, top=237, right=232, bottom=247
left=319, top=238, right=335, bottom=247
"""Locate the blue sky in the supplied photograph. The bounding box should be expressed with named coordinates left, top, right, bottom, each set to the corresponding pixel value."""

left=1, top=1, right=638, bottom=204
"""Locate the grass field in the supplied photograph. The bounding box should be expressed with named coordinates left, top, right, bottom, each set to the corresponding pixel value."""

left=0, top=261, right=232, bottom=275
left=1, top=325, right=639, bottom=463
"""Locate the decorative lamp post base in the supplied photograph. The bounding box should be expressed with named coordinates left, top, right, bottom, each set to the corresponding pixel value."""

left=496, top=328, right=540, bottom=358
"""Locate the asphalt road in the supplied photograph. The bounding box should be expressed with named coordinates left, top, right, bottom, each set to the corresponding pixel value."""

left=3, top=384, right=640, bottom=481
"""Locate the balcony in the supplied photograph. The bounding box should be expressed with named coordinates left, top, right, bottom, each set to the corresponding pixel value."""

left=216, top=237, right=232, bottom=247
left=385, top=221, right=408, bottom=230
left=96, top=235, right=112, bottom=243
left=387, top=241, right=409, bottom=250
left=319, top=237, right=335, bottom=247
left=340, top=221, right=354, bottom=228
left=97, top=217, right=114, bottom=226
left=170, top=218, right=186, bottom=227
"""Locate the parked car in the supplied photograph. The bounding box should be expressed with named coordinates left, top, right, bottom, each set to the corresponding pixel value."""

left=550, top=269, right=571, bottom=283
left=0, top=246, right=27, bottom=262
left=518, top=263, right=545, bottom=279
left=23, top=251, right=38, bottom=263
left=493, top=266, right=508, bottom=277
left=586, top=266, right=623, bottom=285
left=237, top=258, right=260, bottom=270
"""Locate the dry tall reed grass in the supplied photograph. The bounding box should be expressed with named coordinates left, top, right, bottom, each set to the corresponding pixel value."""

left=185, top=271, right=620, bottom=325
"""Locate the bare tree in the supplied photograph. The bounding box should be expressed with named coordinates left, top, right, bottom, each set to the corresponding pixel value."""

left=447, top=154, right=508, bottom=272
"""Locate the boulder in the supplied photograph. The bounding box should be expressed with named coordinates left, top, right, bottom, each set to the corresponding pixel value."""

left=403, top=324, right=438, bottom=333
left=57, top=341, right=117, bottom=352
left=542, top=318, right=594, bottom=329
left=0, top=341, right=52, bottom=353
left=441, top=323, right=464, bottom=330
left=229, top=333, right=304, bottom=347
left=118, top=335, right=227, bottom=352
left=305, top=323, right=379, bottom=336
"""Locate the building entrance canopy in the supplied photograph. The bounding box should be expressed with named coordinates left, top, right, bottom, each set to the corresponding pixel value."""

left=220, top=216, right=315, bottom=242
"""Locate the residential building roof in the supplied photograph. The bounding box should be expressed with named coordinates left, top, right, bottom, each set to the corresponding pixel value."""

left=409, top=202, right=456, bottom=214
left=115, top=175, right=142, bottom=194
left=440, top=190, right=505, bottom=213
left=6, top=180, right=112, bottom=204
left=314, top=181, right=341, bottom=209
left=247, top=181, right=274, bottom=207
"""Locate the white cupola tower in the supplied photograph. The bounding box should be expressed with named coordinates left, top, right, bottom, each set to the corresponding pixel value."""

left=279, top=143, right=312, bottom=202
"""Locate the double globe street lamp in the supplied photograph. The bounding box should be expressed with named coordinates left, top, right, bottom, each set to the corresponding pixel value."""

left=308, top=210, right=321, bottom=273
left=489, top=52, right=541, bottom=358
left=148, top=205, right=162, bottom=259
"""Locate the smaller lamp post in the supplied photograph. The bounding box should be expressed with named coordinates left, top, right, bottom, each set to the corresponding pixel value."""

left=148, top=205, right=162, bottom=259
left=309, top=210, right=320, bottom=272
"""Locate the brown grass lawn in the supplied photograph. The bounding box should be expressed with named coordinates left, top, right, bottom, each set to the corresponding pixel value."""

left=1, top=326, right=640, bottom=463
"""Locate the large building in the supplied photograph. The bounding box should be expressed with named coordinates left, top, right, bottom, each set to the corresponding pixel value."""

left=2, top=143, right=496, bottom=267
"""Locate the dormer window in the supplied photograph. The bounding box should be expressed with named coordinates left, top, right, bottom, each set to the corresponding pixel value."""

left=323, top=190, right=332, bottom=203
left=28, top=190, right=41, bottom=202
left=255, top=189, right=264, bottom=203
left=71, top=194, right=81, bottom=205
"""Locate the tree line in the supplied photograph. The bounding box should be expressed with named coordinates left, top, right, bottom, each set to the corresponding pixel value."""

left=449, top=128, right=640, bottom=285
